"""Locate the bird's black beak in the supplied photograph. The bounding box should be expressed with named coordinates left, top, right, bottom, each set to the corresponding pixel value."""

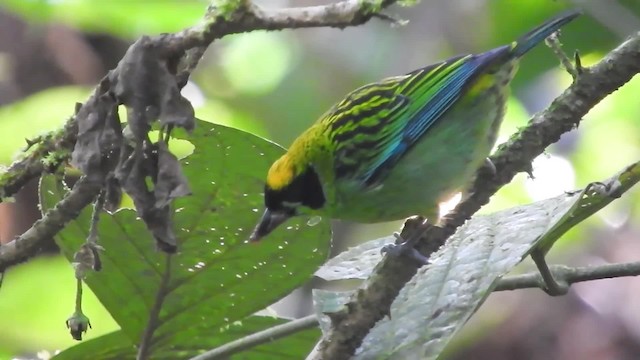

left=249, top=209, right=292, bottom=242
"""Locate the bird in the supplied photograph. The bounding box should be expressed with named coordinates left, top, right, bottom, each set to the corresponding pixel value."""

left=249, top=10, right=580, bottom=244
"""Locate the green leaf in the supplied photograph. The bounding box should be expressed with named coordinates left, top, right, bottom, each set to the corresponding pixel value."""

left=314, top=161, right=640, bottom=359
left=53, top=315, right=320, bottom=360
left=40, top=120, right=331, bottom=356
left=535, top=160, right=640, bottom=254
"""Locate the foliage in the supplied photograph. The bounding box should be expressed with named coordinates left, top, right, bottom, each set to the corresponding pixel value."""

left=39, top=120, right=331, bottom=358
left=314, top=161, right=640, bottom=359
left=52, top=316, right=320, bottom=360
left=0, top=0, right=638, bottom=359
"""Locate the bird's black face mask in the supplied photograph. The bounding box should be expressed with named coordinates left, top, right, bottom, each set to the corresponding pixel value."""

left=249, top=166, right=325, bottom=242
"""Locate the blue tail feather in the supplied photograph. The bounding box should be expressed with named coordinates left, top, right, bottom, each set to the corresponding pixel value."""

left=511, top=9, right=581, bottom=58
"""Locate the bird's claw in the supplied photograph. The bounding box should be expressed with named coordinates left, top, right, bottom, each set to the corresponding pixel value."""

left=591, top=180, right=623, bottom=199
left=381, top=232, right=430, bottom=266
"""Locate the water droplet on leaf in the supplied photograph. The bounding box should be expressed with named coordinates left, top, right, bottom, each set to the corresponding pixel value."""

left=307, top=216, right=322, bottom=227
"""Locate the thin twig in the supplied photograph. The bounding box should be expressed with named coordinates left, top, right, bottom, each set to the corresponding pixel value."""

left=545, top=32, right=580, bottom=78
left=495, top=261, right=640, bottom=291
left=137, top=255, right=173, bottom=360
left=75, top=277, right=83, bottom=311
left=190, top=314, right=319, bottom=360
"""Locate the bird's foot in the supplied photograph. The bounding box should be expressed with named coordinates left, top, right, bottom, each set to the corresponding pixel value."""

left=591, top=179, right=624, bottom=199
left=381, top=231, right=430, bottom=266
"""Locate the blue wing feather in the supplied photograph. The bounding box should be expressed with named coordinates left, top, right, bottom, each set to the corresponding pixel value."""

left=361, top=46, right=510, bottom=185
left=326, top=10, right=579, bottom=188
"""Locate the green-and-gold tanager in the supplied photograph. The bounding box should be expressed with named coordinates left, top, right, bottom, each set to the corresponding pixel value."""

left=250, top=10, right=580, bottom=242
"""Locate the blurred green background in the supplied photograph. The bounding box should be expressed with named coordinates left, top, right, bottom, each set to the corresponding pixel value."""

left=0, top=0, right=638, bottom=359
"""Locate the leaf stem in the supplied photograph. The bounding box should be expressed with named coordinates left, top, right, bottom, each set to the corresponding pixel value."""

left=76, top=278, right=83, bottom=312
left=137, top=255, right=173, bottom=360
left=530, top=249, right=569, bottom=295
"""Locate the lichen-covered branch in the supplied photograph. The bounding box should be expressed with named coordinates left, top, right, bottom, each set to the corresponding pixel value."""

left=0, top=0, right=402, bottom=271
left=0, top=117, right=77, bottom=200
left=314, top=32, right=640, bottom=360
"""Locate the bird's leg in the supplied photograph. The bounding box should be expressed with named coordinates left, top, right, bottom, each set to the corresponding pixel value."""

left=530, top=249, right=569, bottom=296
left=381, top=232, right=431, bottom=266
left=381, top=216, right=432, bottom=266
left=591, top=179, right=624, bottom=199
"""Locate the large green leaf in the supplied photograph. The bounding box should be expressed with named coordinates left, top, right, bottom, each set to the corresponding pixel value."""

left=40, top=120, right=331, bottom=356
left=314, top=161, right=640, bottom=359
left=53, top=315, right=320, bottom=360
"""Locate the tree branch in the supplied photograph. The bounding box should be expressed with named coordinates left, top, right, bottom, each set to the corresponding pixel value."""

left=0, top=117, right=77, bottom=200
left=314, top=32, right=640, bottom=360
left=0, top=176, right=101, bottom=272
left=494, top=261, right=640, bottom=292
left=0, top=0, right=401, bottom=271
